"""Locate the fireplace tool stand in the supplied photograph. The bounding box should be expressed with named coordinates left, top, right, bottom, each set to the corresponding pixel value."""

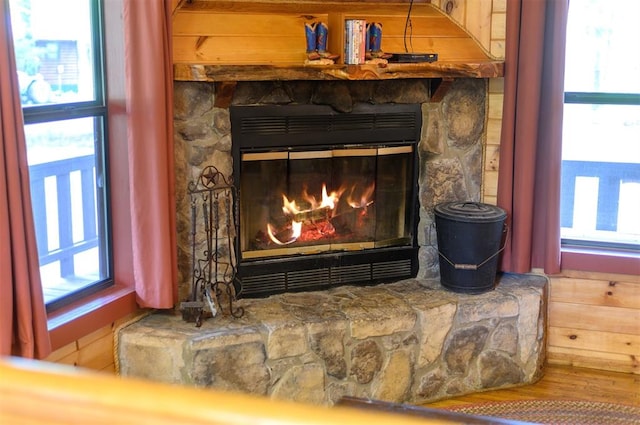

left=180, top=165, right=244, bottom=326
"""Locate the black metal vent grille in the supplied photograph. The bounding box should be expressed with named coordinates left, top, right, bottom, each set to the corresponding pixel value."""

left=239, top=117, right=288, bottom=135
left=240, top=273, right=287, bottom=295
left=240, top=112, right=418, bottom=136
left=239, top=259, right=413, bottom=297
left=287, top=268, right=331, bottom=289
left=330, top=264, right=372, bottom=284
left=373, top=259, right=413, bottom=279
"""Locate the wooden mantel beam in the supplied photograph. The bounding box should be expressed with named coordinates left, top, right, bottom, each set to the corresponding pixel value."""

left=174, top=61, right=504, bottom=82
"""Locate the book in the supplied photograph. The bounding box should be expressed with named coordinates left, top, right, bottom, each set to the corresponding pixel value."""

left=344, top=19, right=366, bottom=64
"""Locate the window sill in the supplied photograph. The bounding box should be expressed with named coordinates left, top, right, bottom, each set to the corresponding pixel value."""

left=47, top=285, right=138, bottom=351
left=561, top=245, right=640, bottom=276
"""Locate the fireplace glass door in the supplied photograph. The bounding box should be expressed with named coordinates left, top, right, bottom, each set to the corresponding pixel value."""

left=240, top=145, right=414, bottom=260
left=231, top=103, right=421, bottom=297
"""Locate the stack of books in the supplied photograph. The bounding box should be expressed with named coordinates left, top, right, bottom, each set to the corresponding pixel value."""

left=344, top=19, right=367, bottom=64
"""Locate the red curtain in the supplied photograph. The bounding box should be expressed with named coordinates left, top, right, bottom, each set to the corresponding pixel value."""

left=0, top=0, right=51, bottom=358
left=497, top=0, right=569, bottom=275
left=123, top=0, right=178, bottom=308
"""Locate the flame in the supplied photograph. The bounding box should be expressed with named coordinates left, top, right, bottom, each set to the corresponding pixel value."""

left=267, top=221, right=302, bottom=245
left=298, top=184, right=342, bottom=211
left=347, top=182, right=375, bottom=209
left=281, top=194, right=300, bottom=215
left=320, top=184, right=341, bottom=210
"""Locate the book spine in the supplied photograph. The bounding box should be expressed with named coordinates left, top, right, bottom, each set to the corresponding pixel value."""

left=358, top=20, right=366, bottom=64
left=350, top=20, right=355, bottom=64
left=345, top=20, right=352, bottom=64
left=355, top=20, right=362, bottom=64
left=350, top=20, right=356, bottom=64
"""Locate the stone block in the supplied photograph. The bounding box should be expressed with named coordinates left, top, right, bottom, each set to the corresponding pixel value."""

left=270, top=363, right=326, bottom=404
left=266, top=323, right=308, bottom=360
left=417, top=302, right=456, bottom=367
left=373, top=350, right=412, bottom=403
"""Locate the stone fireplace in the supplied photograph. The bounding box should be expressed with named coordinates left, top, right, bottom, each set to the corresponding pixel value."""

left=172, top=78, right=488, bottom=301
left=117, top=78, right=547, bottom=406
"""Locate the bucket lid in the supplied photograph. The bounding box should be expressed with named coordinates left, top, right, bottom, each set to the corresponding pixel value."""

left=434, top=202, right=507, bottom=223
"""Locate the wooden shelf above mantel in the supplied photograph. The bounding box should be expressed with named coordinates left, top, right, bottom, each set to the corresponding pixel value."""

left=172, top=0, right=504, bottom=82
left=174, top=60, right=504, bottom=82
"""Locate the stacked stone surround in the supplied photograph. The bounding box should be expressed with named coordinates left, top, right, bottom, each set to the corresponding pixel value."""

left=173, top=78, right=487, bottom=301
left=118, top=274, right=547, bottom=405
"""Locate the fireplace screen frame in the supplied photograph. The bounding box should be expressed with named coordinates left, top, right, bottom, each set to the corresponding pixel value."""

left=231, top=103, right=422, bottom=298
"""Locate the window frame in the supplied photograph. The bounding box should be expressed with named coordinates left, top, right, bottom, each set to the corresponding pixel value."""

left=561, top=91, right=640, bottom=254
left=42, top=0, right=138, bottom=351
left=16, top=0, right=116, bottom=312
left=560, top=12, right=640, bottom=274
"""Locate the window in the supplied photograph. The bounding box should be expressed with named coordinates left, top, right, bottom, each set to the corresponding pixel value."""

left=561, top=0, right=640, bottom=252
left=9, top=0, right=112, bottom=311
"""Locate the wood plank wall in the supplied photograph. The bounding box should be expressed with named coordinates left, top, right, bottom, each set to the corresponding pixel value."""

left=548, top=270, right=640, bottom=374
left=44, top=312, right=141, bottom=373
left=44, top=0, right=637, bottom=379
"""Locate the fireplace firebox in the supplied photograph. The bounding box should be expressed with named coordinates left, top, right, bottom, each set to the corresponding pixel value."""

left=231, top=104, right=421, bottom=298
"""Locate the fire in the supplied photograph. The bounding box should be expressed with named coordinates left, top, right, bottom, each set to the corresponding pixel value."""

left=320, top=184, right=341, bottom=209
left=266, top=182, right=373, bottom=246
left=299, top=184, right=342, bottom=210
left=281, top=194, right=300, bottom=215
left=347, top=182, right=375, bottom=209
left=267, top=221, right=302, bottom=246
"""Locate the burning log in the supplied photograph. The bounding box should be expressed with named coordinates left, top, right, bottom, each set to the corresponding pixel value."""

left=329, top=205, right=369, bottom=234
left=290, top=205, right=331, bottom=223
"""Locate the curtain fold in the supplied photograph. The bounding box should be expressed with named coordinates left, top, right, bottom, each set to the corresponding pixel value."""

left=123, top=0, right=178, bottom=308
left=0, top=0, right=52, bottom=358
left=497, top=0, right=569, bottom=275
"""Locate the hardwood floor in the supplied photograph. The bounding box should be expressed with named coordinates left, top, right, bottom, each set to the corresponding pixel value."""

left=423, top=364, right=640, bottom=408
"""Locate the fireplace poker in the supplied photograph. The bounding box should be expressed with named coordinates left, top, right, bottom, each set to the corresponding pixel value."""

left=180, top=199, right=206, bottom=325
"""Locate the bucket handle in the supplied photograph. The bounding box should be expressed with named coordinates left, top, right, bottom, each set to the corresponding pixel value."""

left=437, top=223, right=509, bottom=271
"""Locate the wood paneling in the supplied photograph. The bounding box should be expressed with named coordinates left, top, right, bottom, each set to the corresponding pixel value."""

left=173, top=10, right=490, bottom=64
left=547, top=346, right=639, bottom=374
left=172, top=0, right=503, bottom=80
left=551, top=277, right=640, bottom=308
left=549, top=326, right=640, bottom=356
left=464, top=0, right=492, bottom=50
left=548, top=273, right=640, bottom=374
left=44, top=323, right=114, bottom=371
left=549, top=303, right=639, bottom=335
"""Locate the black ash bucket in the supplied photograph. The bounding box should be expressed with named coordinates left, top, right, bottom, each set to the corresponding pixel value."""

left=434, top=202, right=507, bottom=294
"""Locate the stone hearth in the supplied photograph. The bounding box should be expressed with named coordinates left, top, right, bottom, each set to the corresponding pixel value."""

left=118, top=273, right=547, bottom=406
